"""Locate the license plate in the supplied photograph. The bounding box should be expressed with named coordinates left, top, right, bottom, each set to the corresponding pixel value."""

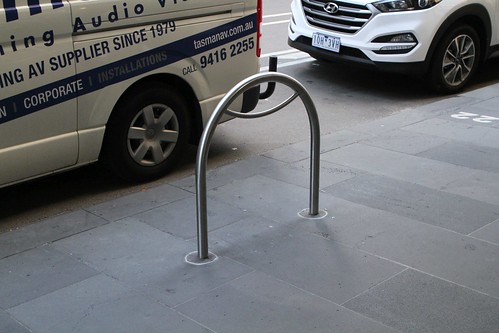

left=312, top=33, right=340, bottom=53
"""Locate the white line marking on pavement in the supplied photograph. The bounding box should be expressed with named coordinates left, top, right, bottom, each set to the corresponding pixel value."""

left=261, top=49, right=301, bottom=58
left=263, top=12, right=292, bottom=18
left=262, top=20, right=290, bottom=26
left=260, top=57, right=314, bottom=71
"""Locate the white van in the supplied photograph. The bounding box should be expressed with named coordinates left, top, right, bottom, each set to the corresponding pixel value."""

left=0, top=0, right=262, bottom=187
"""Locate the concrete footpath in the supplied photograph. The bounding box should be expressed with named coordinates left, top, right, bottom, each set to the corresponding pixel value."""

left=1, top=83, right=499, bottom=333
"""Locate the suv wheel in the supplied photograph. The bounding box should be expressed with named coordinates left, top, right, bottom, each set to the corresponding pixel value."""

left=429, top=25, right=480, bottom=93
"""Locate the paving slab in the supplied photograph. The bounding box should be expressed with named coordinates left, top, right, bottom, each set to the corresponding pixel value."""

left=261, top=159, right=362, bottom=189
left=321, top=143, right=473, bottom=189
left=0, top=310, right=30, bottom=333
left=0, top=210, right=108, bottom=259
left=85, top=184, right=191, bottom=222
left=295, top=197, right=499, bottom=298
left=440, top=170, right=499, bottom=206
left=344, top=269, right=499, bottom=333
left=176, top=271, right=401, bottom=333
left=172, top=155, right=288, bottom=192
left=460, top=97, right=499, bottom=114
left=0, top=245, right=98, bottom=309
left=404, top=118, right=499, bottom=149
left=210, top=215, right=405, bottom=304
left=360, top=128, right=450, bottom=155
left=134, top=194, right=251, bottom=240
left=470, top=219, right=499, bottom=244
left=53, top=219, right=253, bottom=307
left=209, top=174, right=312, bottom=223
left=324, top=173, right=499, bottom=234
left=349, top=107, right=444, bottom=135
left=417, top=141, right=499, bottom=173
left=7, top=274, right=210, bottom=333
left=263, top=129, right=371, bottom=162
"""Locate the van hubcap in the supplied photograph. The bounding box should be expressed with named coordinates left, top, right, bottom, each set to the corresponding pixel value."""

left=127, top=104, right=179, bottom=166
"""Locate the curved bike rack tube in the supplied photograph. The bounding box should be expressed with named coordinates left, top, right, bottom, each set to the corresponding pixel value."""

left=194, top=72, right=321, bottom=261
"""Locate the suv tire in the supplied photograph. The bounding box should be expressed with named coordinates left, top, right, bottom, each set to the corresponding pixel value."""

left=429, top=25, right=481, bottom=93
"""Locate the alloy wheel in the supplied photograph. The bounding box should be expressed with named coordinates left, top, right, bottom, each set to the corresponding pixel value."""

left=442, top=34, right=476, bottom=87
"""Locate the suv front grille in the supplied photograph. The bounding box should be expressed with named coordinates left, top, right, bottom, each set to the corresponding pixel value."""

left=301, top=0, right=372, bottom=34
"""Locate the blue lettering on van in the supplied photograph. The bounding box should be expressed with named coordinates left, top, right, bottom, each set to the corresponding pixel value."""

left=157, top=0, right=188, bottom=7
left=73, top=3, right=146, bottom=33
left=3, top=0, right=64, bottom=22
left=0, top=105, right=7, bottom=118
left=0, top=14, right=257, bottom=124
left=28, top=0, right=42, bottom=15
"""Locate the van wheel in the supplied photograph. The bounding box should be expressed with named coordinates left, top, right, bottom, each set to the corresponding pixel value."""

left=429, top=25, right=480, bottom=93
left=101, top=82, right=190, bottom=182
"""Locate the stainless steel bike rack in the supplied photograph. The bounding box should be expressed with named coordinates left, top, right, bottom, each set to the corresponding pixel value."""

left=185, top=71, right=324, bottom=264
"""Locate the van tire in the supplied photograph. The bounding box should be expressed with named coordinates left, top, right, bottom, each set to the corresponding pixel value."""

left=101, top=82, right=190, bottom=182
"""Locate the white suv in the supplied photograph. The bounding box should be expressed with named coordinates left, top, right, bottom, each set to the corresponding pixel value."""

left=288, top=0, right=499, bottom=93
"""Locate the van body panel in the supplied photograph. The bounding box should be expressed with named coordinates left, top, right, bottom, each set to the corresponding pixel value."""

left=0, top=0, right=78, bottom=183
left=0, top=0, right=260, bottom=187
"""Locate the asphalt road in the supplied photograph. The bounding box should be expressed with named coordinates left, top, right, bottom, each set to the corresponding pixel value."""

left=1, top=1, right=499, bottom=232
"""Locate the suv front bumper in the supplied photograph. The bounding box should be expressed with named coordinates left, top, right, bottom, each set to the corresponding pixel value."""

left=288, top=0, right=447, bottom=74
left=288, top=36, right=427, bottom=75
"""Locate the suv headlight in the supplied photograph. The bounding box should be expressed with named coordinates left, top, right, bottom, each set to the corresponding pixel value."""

left=373, top=0, right=442, bottom=12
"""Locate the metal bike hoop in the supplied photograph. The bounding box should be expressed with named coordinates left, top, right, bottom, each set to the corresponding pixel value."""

left=193, top=72, right=321, bottom=260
